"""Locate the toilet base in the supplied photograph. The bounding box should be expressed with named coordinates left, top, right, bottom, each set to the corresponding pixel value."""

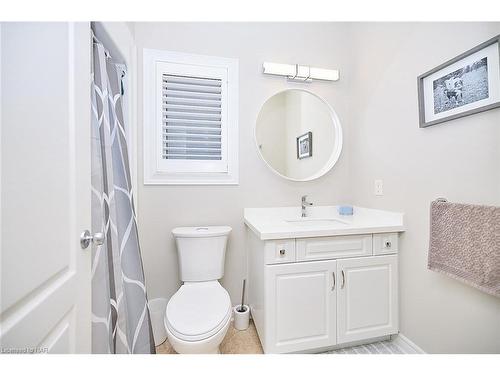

left=164, top=314, right=231, bottom=354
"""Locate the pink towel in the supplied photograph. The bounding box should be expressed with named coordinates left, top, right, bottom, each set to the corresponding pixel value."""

left=428, top=200, right=500, bottom=298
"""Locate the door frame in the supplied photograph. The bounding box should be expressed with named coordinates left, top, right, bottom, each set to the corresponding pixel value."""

left=72, top=21, right=92, bottom=353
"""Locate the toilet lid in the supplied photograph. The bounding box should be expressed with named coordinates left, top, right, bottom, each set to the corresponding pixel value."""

left=165, top=281, right=231, bottom=342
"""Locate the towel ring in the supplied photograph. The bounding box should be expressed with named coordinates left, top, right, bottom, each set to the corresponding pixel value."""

left=435, top=197, right=448, bottom=203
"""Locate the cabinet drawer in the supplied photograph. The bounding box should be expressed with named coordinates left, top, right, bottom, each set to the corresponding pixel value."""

left=264, top=239, right=296, bottom=264
left=373, top=233, right=398, bottom=255
left=296, top=235, right=372, bottom=261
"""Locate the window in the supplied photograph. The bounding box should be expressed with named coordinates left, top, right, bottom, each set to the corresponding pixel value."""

left=143, top=49, right=238, bottom=184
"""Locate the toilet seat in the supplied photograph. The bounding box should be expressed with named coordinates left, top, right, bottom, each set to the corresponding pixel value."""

left=165, top=281, right=231, bottom=342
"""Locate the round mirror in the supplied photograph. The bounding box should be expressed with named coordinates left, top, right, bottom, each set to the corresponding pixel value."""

left=255, top=89, right=343, bottom=181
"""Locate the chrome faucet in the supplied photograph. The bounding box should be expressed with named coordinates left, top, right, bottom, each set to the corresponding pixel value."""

left=301, top=195, right=313, bottom=217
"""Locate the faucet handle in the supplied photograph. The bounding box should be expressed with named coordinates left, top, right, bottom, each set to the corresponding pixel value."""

left=301, top=195, right=313, bottom=205
left=300, top=195, right=313, bottom=217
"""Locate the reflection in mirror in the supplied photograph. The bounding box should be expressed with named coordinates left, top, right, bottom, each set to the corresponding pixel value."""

left=255, top=89, right=342, bottom=181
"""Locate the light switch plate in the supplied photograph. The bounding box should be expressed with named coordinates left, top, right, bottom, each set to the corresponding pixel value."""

left=374, top=179, right=383, bottom=196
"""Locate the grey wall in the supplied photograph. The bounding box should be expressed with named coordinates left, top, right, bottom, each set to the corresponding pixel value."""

left=348, top=22, right=500, bottom=353
left=133, top=22, right=500, bottom=353
left=133, top=23, right=353, bottom=308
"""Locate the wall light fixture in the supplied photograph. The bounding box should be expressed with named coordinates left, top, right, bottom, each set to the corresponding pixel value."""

left=262, top=62, right=339, bottom=82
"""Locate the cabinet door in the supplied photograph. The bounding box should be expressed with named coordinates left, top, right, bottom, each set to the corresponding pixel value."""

left=337, top=255, right=398, bottom=344
left=264, top=260, right=337, bottom=353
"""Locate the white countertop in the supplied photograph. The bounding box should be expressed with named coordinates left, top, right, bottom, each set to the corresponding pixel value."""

left=244, top=205, right=405, bottom=240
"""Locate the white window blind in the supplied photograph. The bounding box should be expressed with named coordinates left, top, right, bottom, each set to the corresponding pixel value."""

left=162, top=74, right=223, bottom=161
left=144, top=49, right=238, bottom=185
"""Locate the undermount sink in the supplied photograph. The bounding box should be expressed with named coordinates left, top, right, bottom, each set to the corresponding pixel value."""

left=285, top=217, right=349, bottom=225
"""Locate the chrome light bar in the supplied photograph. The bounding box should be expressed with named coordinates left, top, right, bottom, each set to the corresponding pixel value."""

left=262, top=62, right=339, bottom=82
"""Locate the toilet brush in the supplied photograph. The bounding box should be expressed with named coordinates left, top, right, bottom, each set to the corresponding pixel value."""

left=233, top=279, right=250, bottom=330
left=238, top=279, right=246, bottom=312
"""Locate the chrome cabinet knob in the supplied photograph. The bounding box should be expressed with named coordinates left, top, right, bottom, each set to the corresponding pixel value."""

left=80, top=230, right=105, bottom=249
left=385, top=241, right=392, bottom=248
left=279, top=249, right=286, bottom=256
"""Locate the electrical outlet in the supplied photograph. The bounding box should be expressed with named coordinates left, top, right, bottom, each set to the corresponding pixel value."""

left=374, top=179, right=383, bottom=196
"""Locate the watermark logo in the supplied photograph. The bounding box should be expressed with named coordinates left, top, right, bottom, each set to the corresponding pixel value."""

left=1, top=347, right=48, bottom=354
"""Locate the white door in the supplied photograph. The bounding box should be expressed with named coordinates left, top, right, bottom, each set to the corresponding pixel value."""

left=265, top=260, right=337, bottom=353
left=337, top=255, right=398, bottom=344
left=1, top=22, right=91, bottom=353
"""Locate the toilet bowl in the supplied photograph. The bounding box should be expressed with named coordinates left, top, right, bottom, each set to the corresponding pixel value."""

left=165, top=226, right=232, bottom=354
left=164, top=281, right=231, bottom=354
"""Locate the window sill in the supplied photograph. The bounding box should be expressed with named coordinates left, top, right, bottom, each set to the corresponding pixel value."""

left=143, top=170, right=239, bottom=185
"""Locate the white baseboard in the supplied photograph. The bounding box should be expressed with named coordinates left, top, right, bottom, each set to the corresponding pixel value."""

left=393, top=333, right=426, bottom=354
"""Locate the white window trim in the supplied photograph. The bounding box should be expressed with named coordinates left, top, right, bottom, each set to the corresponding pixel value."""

left=143, top=48, right=239, bottom=185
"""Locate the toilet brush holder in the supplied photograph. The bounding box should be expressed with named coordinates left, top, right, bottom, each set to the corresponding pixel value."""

left=233, top=305, right=250, bottom=331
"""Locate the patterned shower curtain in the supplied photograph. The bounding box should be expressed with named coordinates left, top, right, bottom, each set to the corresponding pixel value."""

left=91, top=38, right=155, bottom=354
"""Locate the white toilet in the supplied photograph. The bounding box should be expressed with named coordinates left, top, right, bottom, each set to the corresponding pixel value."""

left=164, top=226, right=232, bottom=354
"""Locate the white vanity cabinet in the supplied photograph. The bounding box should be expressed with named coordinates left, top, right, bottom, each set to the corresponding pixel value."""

left=249, top=233, right=399, bottom=353
left=262, top=254, right=399, bottom=353
left=245, top=206, right=404, bottom=354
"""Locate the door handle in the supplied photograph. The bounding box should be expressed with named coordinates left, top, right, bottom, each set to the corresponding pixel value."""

left=331, top=271, right=336, bottom=291
left=80, top=230, right=105, bottom=249
left=341, top=270, right=345, bottom=289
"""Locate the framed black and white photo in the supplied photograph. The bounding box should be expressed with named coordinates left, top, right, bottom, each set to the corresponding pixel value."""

left=296, top=131, right=313, bottom=159
left=418, top=34, right=500, bottom=128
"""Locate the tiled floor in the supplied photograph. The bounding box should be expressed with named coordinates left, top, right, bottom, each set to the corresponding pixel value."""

left=155, top=320, right=264, bottom=354
left=323, top=340, right=407, bottom=354
left=156, top=321, right=410, bottom=354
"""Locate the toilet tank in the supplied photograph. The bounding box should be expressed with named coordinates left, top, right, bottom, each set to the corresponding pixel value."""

left=172, top=226, right=232, bottom=282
